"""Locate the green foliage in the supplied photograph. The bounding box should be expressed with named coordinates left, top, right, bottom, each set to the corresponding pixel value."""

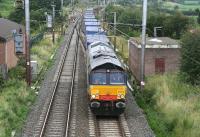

left=0, top=80, right=35, bottom=137
left=8, top=8, right=25, bottom=24
left=105, top=5, right=191, bottom=39
left=105, top=5, right=142, bottom=37
left=198, top=12, right=200, bottom=24
left=135, top=74, right=200, bottom=137
left=0, top=0, right=14, bottom=17
left=163, top=12, right=190, bottom=39
left=8, top=0, right=71, bottom=32
left=180, top=29, right=200, bottom=85
left=0, top=72, right=5, bottom=90
left=8, top=57, right=26, bottom=80
left=162, top=1, right=200, bottom=12
left=147, top=12, right=166, bottom=36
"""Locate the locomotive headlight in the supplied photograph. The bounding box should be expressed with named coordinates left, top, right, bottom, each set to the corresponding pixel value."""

left=118, top=94, right=125, bottom=99
left=91, top=95, right=96, bottom=99
left=120, top=94, right=125, bottom=99
left=91, top=93, right=99, bottom=99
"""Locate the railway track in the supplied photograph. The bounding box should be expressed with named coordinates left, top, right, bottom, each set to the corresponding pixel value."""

left=88, top=108, right=131, bottom=137
left=35, top=18, right=81, bottom=137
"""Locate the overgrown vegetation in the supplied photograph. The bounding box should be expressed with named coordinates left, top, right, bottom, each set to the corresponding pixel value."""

left=0, top=72, right=5, bottom=90
left=0, top=0, right=14, bottom=17
left=0, top=33, right=63, bottom=137
left=105, top=5, right=192, bottom=39
left=134, top=74, right=200, bottom=137
left=180, top=29, right=200, bottom=85
left=0, top=68, right=35, bottom=137
left=109, top=36, right=129, bottom=60
left=31, top=35, right=63, bottom=84
left=0, top=54, right=32, bottom=137
left=0, top=81, right=35, bottom=137
left=7, top=0, right=71, bottom=32
left=8, top=57, right=26, bottom=80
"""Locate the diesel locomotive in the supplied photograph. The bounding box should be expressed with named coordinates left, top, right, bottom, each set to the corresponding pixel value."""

left=84, top=9, right=127, bottom=116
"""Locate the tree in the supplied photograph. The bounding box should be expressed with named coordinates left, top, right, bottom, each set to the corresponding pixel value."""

left=8, top=0, right=70, bottom=31
left=0, top=72, right=5, bottom=90
left=163, top=12, right=190, bottom=39
left=174, top=5, right=179, bottom=10
left=198, top=12, right=200, bottom=24
left=195, top=8, right=200, bottom=14
left=180, top=29, right=200, bottom=85
left=147, top=13, right=166, bottom=37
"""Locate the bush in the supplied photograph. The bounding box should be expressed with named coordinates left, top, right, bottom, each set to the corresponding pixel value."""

left=0, top=72, right=5, bottom=89
left=135, top=74, right=200, bottom=137
left=180, top=29, right=200, bottom=85
left=105, top=5, right=192, bottom=39
left=8, top=57, right=26, bottom=80
left=0, top=80, right=35, bottom=137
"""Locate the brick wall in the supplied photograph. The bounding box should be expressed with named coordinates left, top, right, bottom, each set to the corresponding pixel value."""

left=5, top=39, right=19, bottom=68
left=129, top=41, right=180, bottom=80
left=145, top=48, right=180, bottom=76
left=0, top=34, right=26, bottom=69
left=0, top=41, right=5, bottom=65
left=129, top=41, right=140, bottom=80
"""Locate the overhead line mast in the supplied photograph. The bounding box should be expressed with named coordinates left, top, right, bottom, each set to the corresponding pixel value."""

left=140, top=0, right=148, bottom=90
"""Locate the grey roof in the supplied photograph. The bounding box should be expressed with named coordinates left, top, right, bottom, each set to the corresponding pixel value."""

left=85, top=21, right=100, bottom=26
left=130, top=37, right=180, bottom=48
left=0, top=18, right=24, bottom=40
left=88, top=42, right=124, bottom=71
left=86, top=34, right=109, bottom=44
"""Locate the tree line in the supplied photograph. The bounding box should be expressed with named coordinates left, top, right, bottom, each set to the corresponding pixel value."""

left=105, top=5, right=194, bottom=39
left=8, top=0, right=71, bottom=32
left=105, top=4, right=200, bottom=85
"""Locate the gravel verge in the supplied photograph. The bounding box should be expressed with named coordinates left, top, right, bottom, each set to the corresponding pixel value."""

left=69, top=39, right=89, bottom=137
left=125, top=90, right=155, bottom=137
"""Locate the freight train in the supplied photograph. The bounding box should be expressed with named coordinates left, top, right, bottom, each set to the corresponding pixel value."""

left=84, top=8, right=127, bottom=116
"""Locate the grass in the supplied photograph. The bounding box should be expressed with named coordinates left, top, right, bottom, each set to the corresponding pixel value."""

left=0, top=33, right=63, bottom=137
left=0, top=80, right=35, bottom=137
left=134, top=74, right=200, bottom=137
left=184, top=1, right=199, bottom=5
left=109, top=36, right=129, bottom=60
left=0, top=0, right=14, bottom=17
left=162, top=1, right=200, bottom=11
left=31, top=35, right=63, bottom=81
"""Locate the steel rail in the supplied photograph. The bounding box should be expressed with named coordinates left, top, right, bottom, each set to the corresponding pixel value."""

left=38, top=18, right=80, bottom=137
left=64, top=19, right=81, bottom=137
left=95, top=116, right=127, bottom=137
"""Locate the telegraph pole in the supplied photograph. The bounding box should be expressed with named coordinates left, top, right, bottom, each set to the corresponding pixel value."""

left=52, top=4, right=55, bottom=43
left=25, top=0, right=31, bottom=85
left=140, top=0, right=148, bottom=90
left=71, top=0, right=74, bottom=7
left=61, top=0, right=64, bottom=35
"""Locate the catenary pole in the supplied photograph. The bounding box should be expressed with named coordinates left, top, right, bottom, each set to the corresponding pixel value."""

left=52, top=4, right=55, bottom=43
left=61, top=0, right=63, bottom=10
left=113, top=12, right=116, bottom=51
left=140, top=0, right=148, bottom=90
left=25, top=0, right=31, bottom=86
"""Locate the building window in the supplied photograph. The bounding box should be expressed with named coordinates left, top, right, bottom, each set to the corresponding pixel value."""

left=155, top=58, right=165, bottom=74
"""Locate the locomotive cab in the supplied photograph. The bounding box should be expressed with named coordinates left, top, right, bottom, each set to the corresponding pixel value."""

left=88, top=65, right=127, bottom=115
left=86, top=32, right=127, bottom=116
